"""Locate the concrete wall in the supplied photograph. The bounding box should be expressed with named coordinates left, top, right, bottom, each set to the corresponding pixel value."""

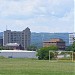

left=0, top=50, right=37, bottom=58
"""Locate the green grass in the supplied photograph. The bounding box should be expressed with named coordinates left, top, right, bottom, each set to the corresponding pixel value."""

left=0, top=58, right=75, bottom=75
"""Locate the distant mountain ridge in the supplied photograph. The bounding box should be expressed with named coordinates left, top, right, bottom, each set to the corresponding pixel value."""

left=31, top=32, right=71, bottom=48
left=0, top=32, right=72, bottom=48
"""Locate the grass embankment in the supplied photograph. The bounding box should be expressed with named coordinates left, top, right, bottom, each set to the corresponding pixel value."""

left=0, top=58, right=75, bottom=75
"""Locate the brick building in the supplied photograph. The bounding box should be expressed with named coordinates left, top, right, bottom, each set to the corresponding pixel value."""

left=43, top=38, right=65, bottom=50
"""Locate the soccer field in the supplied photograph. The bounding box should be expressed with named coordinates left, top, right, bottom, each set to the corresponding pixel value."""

left=0, top=58, right=75, bottom=75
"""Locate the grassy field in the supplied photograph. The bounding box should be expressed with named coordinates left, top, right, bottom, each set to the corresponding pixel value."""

left=0, top=58, right=75, bottom=75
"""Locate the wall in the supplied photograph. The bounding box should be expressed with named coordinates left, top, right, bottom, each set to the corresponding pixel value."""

left=0, top=50, right=37, bottom=58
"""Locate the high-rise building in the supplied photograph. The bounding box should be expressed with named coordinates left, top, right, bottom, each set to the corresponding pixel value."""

left=3, top=27, right=31, bottom=50
left=69, top=33, right=75, bottom=45
left=0, top=37, right=3, bottom=46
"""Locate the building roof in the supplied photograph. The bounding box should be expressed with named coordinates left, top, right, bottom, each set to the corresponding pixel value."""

left=0, top=50, right=36, bottom=53
left=44, top=38, right=64, bottom=43
left=5, top=43, right=20, bottom=47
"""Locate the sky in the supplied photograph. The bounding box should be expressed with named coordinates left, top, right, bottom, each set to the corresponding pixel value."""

left=0, top=0, right=74, bottom=32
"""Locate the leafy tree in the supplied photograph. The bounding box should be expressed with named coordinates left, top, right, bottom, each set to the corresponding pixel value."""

left=71, top=42, right=75, bottom=52
left=0, top=46, right=5, bottom=50
left=37, top=45, right=58, bottom=60
left=27, top=45, right=37, bottom=51
left=0, top=46, right=10, bottom=50
left=66, top=42, right=75, bottom=52
left=66, top=46, right=72, bottom=51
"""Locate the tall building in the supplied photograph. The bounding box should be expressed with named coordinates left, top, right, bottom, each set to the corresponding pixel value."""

left=0, top=32, right=3, bottom=46
left=69, top=33, right=75, bottom=45
left=3, top=27, right=31, bottom=50
left=0, top=37, right=3, bottom=46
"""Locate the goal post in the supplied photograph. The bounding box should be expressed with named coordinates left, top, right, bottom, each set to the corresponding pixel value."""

left=49, top=51, right=74, bottom=62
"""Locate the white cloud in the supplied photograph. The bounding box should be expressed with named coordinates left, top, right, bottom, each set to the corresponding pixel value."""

left=0, top=0, right=73, bottom=18
left=0, top=0, right=39, bottom=18
left=0, top=0, right=74, bottom=32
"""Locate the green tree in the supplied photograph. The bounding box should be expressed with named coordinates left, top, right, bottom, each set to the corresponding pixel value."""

left=71, top=42, right=75, bottom=52
left=27, top=45, right=37, bottom=51
left=66, top=42, right=75, bottom=52
left=37, top=45, right=58, bottom=60
left=0, top=46, right=10, bottom=50
left=0, top=46, right=5, bottom=50
left=66, top=46, right=72, bottom=51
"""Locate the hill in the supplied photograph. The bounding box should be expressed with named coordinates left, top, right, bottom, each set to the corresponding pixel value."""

left=0, top=32, right=71, bottom=48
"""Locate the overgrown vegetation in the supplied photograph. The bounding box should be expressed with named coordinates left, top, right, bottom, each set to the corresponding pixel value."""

left=66, top=42, right=75, bottom=52
left=27, top=45, right=37, bottom=51
left=37, top=45, right=58, bottom=60
left=0, top=46, right=10, bottom=50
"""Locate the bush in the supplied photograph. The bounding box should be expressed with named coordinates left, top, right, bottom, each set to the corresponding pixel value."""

left=37, top=45, right=58, bottom=60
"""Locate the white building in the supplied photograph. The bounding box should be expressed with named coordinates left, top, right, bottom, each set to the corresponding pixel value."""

left=69, top=33, right=75, bottom=45
left=0, top=50, right=37, bottom=58
left=3, top=27, right=31, bottom=50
